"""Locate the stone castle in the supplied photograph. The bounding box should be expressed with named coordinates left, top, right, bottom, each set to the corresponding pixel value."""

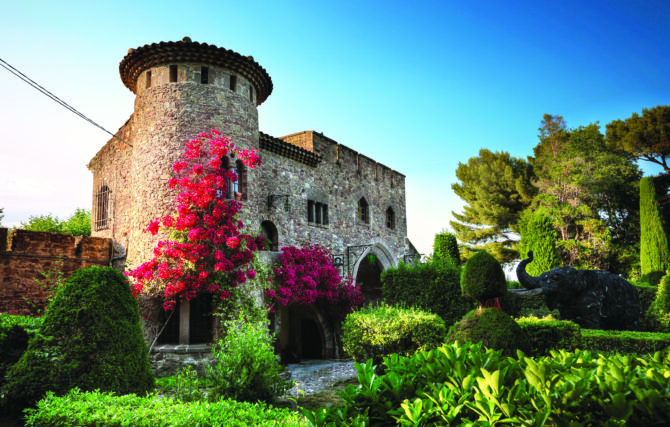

left=88, top=37, right=416, bottom=361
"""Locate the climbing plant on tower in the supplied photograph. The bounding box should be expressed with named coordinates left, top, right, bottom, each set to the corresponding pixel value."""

left=126, top=130, right=264, bottom=322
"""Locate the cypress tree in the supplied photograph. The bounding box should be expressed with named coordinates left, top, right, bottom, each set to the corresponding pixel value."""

left=518, top=209, right=560, bottom=276
left=433, top=232, right=460, bottom=265
left=640, top=177, right=670, bottom=285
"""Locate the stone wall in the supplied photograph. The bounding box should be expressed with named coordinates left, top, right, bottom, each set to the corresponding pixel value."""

left=0, top=228, right=112, bottom=315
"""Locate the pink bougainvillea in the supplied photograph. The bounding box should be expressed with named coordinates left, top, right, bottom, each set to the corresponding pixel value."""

left=266, top=245, right=364, bottom=319
left=126, top=130, right=263, bottom=310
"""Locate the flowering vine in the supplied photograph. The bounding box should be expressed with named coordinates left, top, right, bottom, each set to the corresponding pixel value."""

left=265, top=245, right=364, bottom=319
left=126, top=130, right=263, bottom=311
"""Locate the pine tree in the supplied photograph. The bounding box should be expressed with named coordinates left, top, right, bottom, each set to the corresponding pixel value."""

left=518, top=209, right=560, bottom=276
left=640, top=177, right=670, bottom=285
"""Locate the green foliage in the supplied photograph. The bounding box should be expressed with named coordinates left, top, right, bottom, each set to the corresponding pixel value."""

left=342, top=303, right=446, bottom=367
left=531, top=121, right=642, bottom=271
left=0, top=315, right=43, bottom=394
left=207, top=319, right=292, bottom=403
left=582, top=329, right=670, bottom=356
left=460, top=250, right=507, bottom=305
left=647, top=271, right=670, bottom=333
left=447, top=308, right=530, bottom=357
left=634, top=282, right=661, bottom=331
left=24, top=388, right=307, bottom=426
left=450, top=149, right=536, bottom=263
left=304, top=341, right=670, bottom=426
left=640, top=177, right=670, bottom=285
left=517, top=316, right=583, bottom=357
left=22, top=258, right=67, bottom=316
left=606, top=105, right=670, bottom=173
left=0, top=207, right=4, bottom=226
left=518, top=208, right=560, bottom=276
left=432, top=231, right=460, bottom=265
left=2, top=266, right=154, bottom=413
left=381, top=260, right=474, bottom=327
left=19, top=208, right=91, bottom=236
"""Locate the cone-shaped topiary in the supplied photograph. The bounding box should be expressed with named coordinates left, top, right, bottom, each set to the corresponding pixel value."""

left=1, top=266, right=154, bottom=413
left=446, top=308, right=530, bottom=357
left=461, top=250, right=507, bottom=305
left=640, top=177, right=670, bottom=286
left=647, top=270, right=670, bottom=333
left=433, top=232, right=461, bottom=265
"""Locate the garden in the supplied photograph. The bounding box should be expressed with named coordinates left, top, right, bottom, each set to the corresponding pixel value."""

left=2, top=120, right=670, bottom=426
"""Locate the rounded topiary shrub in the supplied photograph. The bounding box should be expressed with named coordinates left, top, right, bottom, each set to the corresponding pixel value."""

left=342, top=303, right=446, bottom=367
left=2, top=266, right=154, bottom=413
left=461, top=250, right=507, bottom=305
left=447, top=308, right=530, bottom=357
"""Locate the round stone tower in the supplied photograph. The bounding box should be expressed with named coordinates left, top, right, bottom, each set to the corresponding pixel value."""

left=89, top=37, right=272, bottom=268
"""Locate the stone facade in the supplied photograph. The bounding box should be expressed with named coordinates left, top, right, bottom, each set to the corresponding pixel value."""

left=88, top=38, right=416, bottom=360
left=0, top=228, right=112, bottom=315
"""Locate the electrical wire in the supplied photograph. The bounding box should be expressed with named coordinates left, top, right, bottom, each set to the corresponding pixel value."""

left=0, top=57, right=132, bottom=147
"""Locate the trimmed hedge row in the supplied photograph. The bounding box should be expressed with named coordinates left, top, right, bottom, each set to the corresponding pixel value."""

left=582, top=329, right=670, bottom=355
left=381, top=261, right=474, bottom=326
left=517, top=316, right=582, bottom=357
left=25, top=389, right=307, bottom=426
left=305, top=341, right=670, bottom=426
left=342, top=304, right=446, bottom=367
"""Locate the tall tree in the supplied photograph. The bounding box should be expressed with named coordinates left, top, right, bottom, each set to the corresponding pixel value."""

left=530, top=121, right=641, bottom=271
left=451, top=149, right=536, bottom=263
left=518, top=208, right=560, bottom=276
left=639, top=177, right=670, bottom=285
left=606, top=105, right=670, bottom=173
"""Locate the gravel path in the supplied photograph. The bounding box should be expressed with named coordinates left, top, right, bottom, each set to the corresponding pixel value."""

left=284, top=359, right=358, bottom=397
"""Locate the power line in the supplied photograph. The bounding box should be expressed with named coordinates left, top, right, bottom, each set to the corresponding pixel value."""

left=0, top=57, right=132, bottom=147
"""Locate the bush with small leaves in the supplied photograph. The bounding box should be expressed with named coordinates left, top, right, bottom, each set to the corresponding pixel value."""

left=460, top=250, right=507, bottom=306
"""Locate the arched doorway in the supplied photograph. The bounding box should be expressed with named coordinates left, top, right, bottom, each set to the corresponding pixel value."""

left=356, top=256, right=384, bottom=305
left=274, top=304, right=334, bottom=361
left=260, top=220, right=278, bottom=251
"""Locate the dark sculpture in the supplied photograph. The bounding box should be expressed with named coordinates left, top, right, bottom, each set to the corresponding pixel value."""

left=510, top=251, right=640, bottom=331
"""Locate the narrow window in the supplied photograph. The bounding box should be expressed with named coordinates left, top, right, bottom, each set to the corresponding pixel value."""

left=315, top=203, right=322, bottom=225
left=229, top=75, right=237, bottom=91
left=235, top=159, right=247, bottom=200
left=308, top=200, right=315, bottom=223
left=146, top=70, right=152, bottom=89
left=323, top=205, right=329, bottom=225
left=249, top=85, right=254, bottom=102
left=201, top=66, right=209, bottom=84
left=386, top=207, right=395, bottom=229
left=358, top=198, right=369, bottom=224
left=169, top=65, right=178, bottom=83
left=95, top=184, right=112, bottom=231
left=260, top=221, right=279, bottom=251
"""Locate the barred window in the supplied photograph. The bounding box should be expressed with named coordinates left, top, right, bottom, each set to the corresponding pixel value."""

left=94, top=184, right=112, bottom=231
left=307, top=199, right=328, bottom=226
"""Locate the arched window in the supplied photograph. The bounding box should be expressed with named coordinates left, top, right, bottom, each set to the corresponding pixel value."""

left=218, top=156, right=247, bottom=201
left=94, top=184, right=112, bottom=231
left=386, top=207, right=395, bottom=229
left=260, top=220, right=279, bottom=251
left=235, top=159, right=247, bottom=201
left=358, top=197, right=369, bottom=224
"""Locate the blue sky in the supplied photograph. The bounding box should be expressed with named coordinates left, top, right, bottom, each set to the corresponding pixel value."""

left=1, top=0, right=669, bottom=256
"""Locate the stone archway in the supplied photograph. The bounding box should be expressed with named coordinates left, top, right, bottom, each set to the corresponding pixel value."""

left=275, top=303, right=336, bottom=361
left=351, top=242, right=396, bottom=306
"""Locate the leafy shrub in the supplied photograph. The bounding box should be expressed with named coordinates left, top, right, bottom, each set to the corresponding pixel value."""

left=0, top=315, right=43, bottom=392
left=632, top=281, right=657, bottom=330
left=304, top=341, right=670, bottom=426
left=517, top=316, right=582, bottom=356
left=342, top=303, right=446, bottom=367
left=381, top=260, right=474, bottom=326
left=19, top=208, right=91, bottom=236
left=207, top=319, right=292, bottom=402
left=25, top=388, right=307, bottom=426
left=582, top=329, right=670, bottom=355
left=647, top=271, right=670, bottom=333
left=2, top=266, right=154, bottom=413
left=518, top=208, right=560, bottom=276
left=432, top=231, right=460, bottom=265
left=447, top=308, right=530, bottom=357
left=460, top=250, right=507, bottom=306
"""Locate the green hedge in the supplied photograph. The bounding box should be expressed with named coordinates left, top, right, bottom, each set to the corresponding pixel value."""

left=0, top=315, right=43, bottom=391
left=517, top=316, right=582, bottom=357
left=382, top=260, right=474, bottom=326
left=304, top=341, right=670, bottom=426
left=25, top=389, right=307, bottom=426
left=342, top=304, right=446, bottom=367
left=582, top=329, right=670, bottom=355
